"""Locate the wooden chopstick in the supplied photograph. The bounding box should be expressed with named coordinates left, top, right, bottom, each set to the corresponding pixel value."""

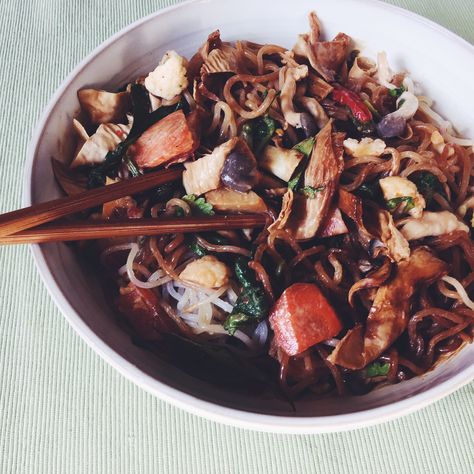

left=0, top=166, right=183, bottom=238
left=0, top=214, right=268, bottom=245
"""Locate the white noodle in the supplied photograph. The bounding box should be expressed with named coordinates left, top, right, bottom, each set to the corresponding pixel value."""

left=441, top=276, right=474, bottom=310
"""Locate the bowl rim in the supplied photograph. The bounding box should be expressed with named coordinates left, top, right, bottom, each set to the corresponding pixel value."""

left=23, top=0, right=474, bottom=434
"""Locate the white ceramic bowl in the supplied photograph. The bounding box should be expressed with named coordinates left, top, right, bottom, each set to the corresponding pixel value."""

left=24, top=0, right=474, bottom=433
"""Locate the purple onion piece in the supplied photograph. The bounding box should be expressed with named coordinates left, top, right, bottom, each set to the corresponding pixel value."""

left=376, top=113, right=407, bottom=138
left=220, top=150, right=257, bottom=192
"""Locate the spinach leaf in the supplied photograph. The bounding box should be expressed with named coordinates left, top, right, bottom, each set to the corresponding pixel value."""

left=366, top=361, right=390, bottom=377
left=240, top=115, right=276, bottom=155
left=411, top=172, right=440, bottom=204
left=187, top=239, right=207, bottom=257
left=224, top=257, right=268, bottom=335
left=223, top=313, right=251, bottom=334
left=293, top=136, right=315, bottom=157
left=182, top=194, right=215, bottom=215
left=386, top=196, right=415, bottom=212
left=234, top=256, right=256, bottom=288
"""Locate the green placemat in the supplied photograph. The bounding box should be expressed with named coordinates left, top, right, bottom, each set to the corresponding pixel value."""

left=0, top=1, right=472, bottom=473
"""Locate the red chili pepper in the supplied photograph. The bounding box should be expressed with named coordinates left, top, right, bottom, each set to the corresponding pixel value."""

left=332, top=85, right=373, bottom=123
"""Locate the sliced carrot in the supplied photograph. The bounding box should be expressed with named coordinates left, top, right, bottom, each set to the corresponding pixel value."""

left=131, top=110, right=197, bottom=168
left=269, top=283, right=342, bottom=356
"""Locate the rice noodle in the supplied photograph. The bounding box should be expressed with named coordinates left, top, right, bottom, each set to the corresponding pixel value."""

left=440, top=276, right=474, bottom=310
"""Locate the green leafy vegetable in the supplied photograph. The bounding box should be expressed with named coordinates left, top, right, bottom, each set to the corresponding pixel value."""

left=240, top=115, right=276, bottom=155
left=300, top=185, right=325, bottom=199
left=287, top=152, right=310, bottom=191
left=389, top=86, right=405, bottom=98
left=188, top=239, right=207, bottom=257
left=223, top=313, right=251, bottom=334
left=234, top=256, right=255, bottom=288
left=182, top=194, right=215, bottom=216
left=356, top=182, right=382, bottom=200
left=293, top=136, right=315, bottom=157
left=366, top=361, right=390, bottom=377
left=411, top=172, right=440, bottom=205
left=386, top=196, right=415, bottom=212
left=224, top=257, right=269, bottom=335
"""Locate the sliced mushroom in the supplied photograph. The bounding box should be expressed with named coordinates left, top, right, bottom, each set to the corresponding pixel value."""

left=280, top=64, right=309, bottom=128
left=293, top=12, right=352, bottom=82
left=328, top=247, right=447, bottom=369
left=287, top=121, right=344, bottom=240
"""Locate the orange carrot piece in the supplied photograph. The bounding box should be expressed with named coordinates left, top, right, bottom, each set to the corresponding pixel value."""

left=131, top=110, right=197, bottom=168
left=269, top=283, right=342, bottom=356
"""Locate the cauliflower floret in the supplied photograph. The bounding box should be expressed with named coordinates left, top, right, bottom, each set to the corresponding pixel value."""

left=144, top=50, right=189, bottom=101
left=343, top=137, right=386, bottom=158
left=180, top=256, right=231, bottom=289
left=400, top=211, right=469, bottom=241
left=379, top=176, right=426, bottom=218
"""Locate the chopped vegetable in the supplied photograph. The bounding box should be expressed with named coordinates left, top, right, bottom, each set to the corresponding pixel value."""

left=300, top=185, right=325, bottom=198
left=182, top=194, right=215, bottom=215
left=366, top=361, right=390, bottom=377
left=388, top=86, right=405, bottom=98
left=386, top=196, right=415, bottom=212
left=269, top=283, right=342, bottom=356
left=331, top=85, right=375, bottom=133
left=240, top=115, right=276, bottom=155
left=224, top=257, right=268, bottom=335
left=293, top=136, right=315, bottom=157
left=187, top=239, right=207, bottom=257
left=411, top=172, right=440, bottom=205
left=131, top=110, right=197, bottom=168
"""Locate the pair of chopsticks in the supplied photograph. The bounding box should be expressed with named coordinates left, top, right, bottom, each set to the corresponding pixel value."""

left=0, top=166, right=267, bottom=245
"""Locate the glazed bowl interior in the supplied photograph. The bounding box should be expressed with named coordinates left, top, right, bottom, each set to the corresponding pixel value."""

left=25, top=0, right=474, bottom=432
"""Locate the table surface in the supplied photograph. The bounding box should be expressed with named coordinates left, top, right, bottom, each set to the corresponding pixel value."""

left=0, top=0, right=473, bottom=472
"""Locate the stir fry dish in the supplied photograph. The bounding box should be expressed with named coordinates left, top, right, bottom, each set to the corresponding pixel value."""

left=55, top=11, right=474, bottom=400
